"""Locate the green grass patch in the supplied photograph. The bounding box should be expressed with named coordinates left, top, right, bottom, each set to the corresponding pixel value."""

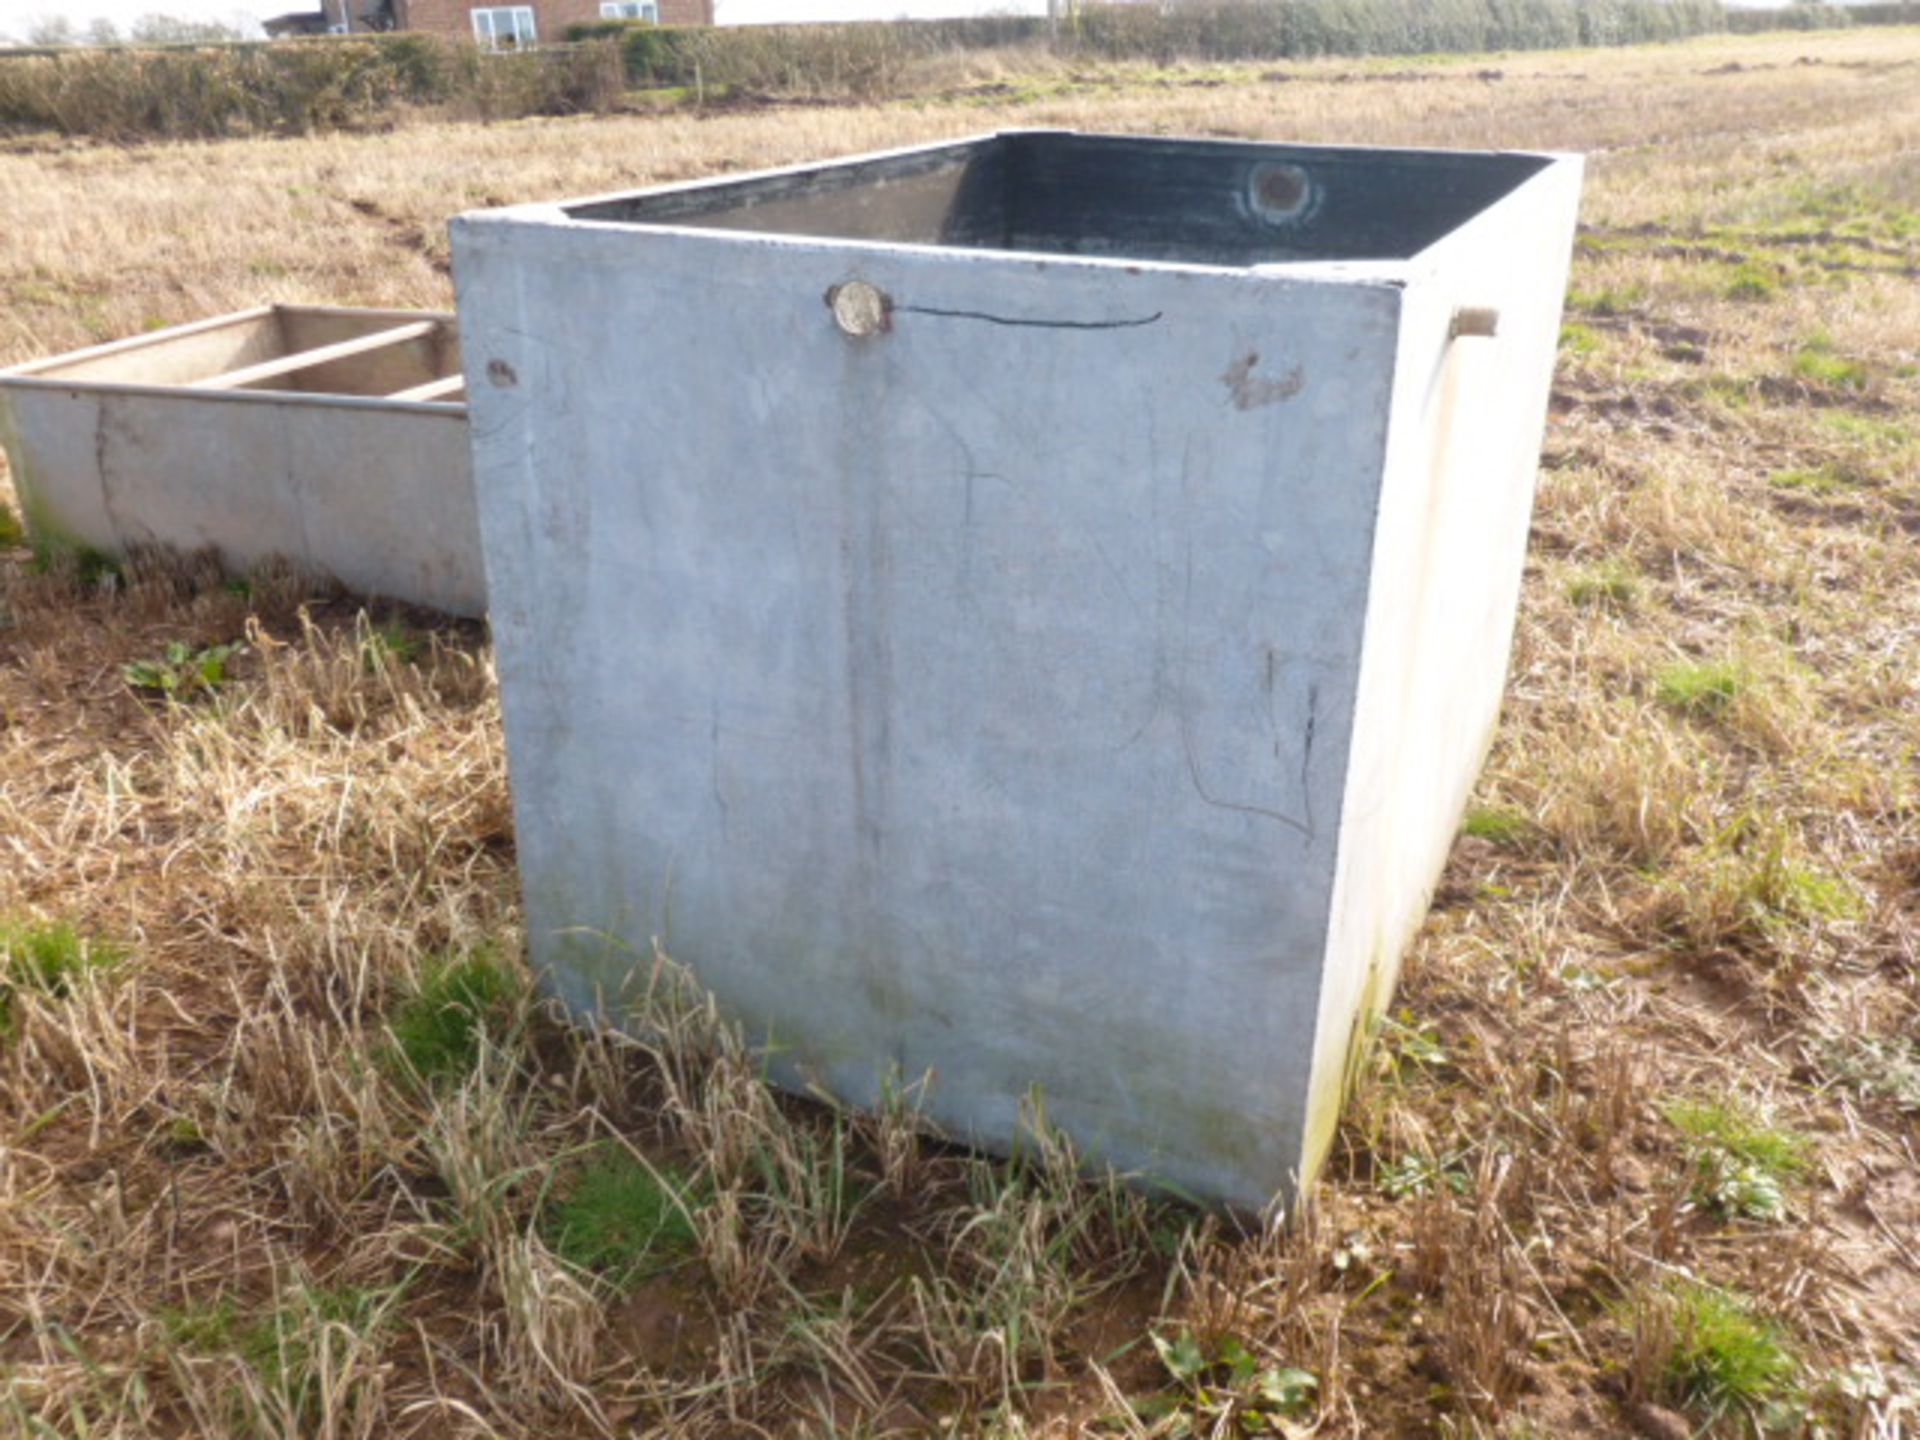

left=1567, top=558, right=1640, bottom=611
left=1664, top=1096, right=1810, bottom=1222
left=1772, top=861, right=1864, bottom=923
left=1462, top=806, right=1532, bottom=845
left=29, top=541, right=120, bottom=587
left=158, top=1296, right=240, bottom=1351
left=1655, top=658, right=1747, bottom=716
left=1558, top=321, right=1602, bottom=356
left=0, top=501, right=23, bottom=549
left=1566, top=282, right=1646, bottom=317
left=1768, top=464, right=1860, bottom=496
left=1722, top=260, right=1781, bottom=300
left=1819, top=411, right=1915, bottom=448
left=1791, top=334, right=1869, bottom=389
left=0, top=918, right=121, bottom=1035
left=545, top=1145, right=700, bottom=1288
left=1663, top=1283, right=1800, bottom=1420
left=385, top=948, right=520, bottom=1085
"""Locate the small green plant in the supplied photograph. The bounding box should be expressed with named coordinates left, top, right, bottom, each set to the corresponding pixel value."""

left=1137, top=1327, right=1317, bottom=1434
left=124, top=641, right=239, bottom=699
left=1377, top=1010, right=1449, bottom=1073
left=0, top=501, right=23, bottom=549
left=544, top=1145, right=699, bottom=1288
left=361, top=622, right=422, bottom=672
left=1665, top=1096, right=1809, bottom=1221
left=0, top=918, right=120, bottom=1035
left=386, top=949, right=519, bottom=1085
left=1567, top=558, right=1640, bottom=611
left=1655, top=658, right=1747, bottom=716
left=1791, top=335, right=1869, bottom=389
left=1661, top=1283, right=1800, bottom=1421
left=1378, top=1149, right=1469, bottom=1200
left=1463, top=806, right=1532, bottom=845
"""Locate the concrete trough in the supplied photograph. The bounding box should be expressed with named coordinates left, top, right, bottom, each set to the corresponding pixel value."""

left=0, top=305, right=483, bottom=617
left=453, top=131, right=1584, bottom=1208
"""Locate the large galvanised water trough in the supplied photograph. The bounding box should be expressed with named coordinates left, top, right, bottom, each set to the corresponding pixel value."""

left=0, top=305, right=483, bottom=617
left=452, top=131, right=1584, bottom=1209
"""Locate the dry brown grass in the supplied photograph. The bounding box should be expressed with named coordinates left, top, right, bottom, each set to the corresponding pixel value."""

left=2, top=24, right=1919, bottom=1438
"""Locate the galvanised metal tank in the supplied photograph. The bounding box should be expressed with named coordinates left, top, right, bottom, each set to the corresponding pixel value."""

left=0, top=305, right=481, bottom=617
left=451, top=131, right=1583, bottom=1209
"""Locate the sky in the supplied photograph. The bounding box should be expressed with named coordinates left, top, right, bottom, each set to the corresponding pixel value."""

left=0, top=0, right=1050, bottom=40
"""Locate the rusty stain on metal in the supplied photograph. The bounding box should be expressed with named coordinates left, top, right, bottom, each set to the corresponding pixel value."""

left=1221, top=350, right=1305, bottom=410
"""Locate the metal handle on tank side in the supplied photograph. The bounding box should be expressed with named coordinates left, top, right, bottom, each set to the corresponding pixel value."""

left=1448, top=307, right=1501, bottom=340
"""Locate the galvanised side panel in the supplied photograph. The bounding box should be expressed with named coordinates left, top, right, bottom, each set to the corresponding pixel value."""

left=454, top=217, right=1405, bottom=1207
left=1306, top=157, right=1586, bottom=1170
left=0, top=385, right=483, bottom=617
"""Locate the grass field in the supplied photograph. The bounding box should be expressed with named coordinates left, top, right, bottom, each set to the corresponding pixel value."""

left=2, top=24, right=1918, bottom=1438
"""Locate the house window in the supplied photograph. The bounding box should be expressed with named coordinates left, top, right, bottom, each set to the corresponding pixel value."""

left=600, top=1, right=658, bottom=17
left=471, top=5, right=536, bottom=49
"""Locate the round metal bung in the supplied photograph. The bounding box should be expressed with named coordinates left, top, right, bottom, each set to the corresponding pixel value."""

left=829, top=280, right=891, bottom=338
left=1249, top=162, right=1313, bottom=225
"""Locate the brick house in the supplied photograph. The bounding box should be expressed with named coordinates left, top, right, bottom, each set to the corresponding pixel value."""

left=319, top=0, right=712, bottom=46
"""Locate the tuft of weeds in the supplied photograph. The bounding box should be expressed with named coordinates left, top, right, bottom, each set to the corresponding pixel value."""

left=1566, top=558, right=1640, bottom=611
left=1377, top=1148, right=1470, bottom=1200
left=123, top=640, right=239, bottom=700
left=1791, top=335, right=1869, bottom=389
left=1655, top=1282, right=1801, bottom=1424
left=1815, top=1034, right=1920, bottom=1113
left=385, top=947, right=522, bottom=1086
left=0, top=917, right=120, bottom=1035
left=543, top=1144, right=701, bottom=1289
left=1654, top=657, right=1746, bottom=716
left=1136, top=1327, right=1318, bottom=1433
left=236, top=1278, right=405, bottom=1434
left=1664, top=1096, right=1810, bottom=1222
left=1645, top=819, right=1863, bottom=957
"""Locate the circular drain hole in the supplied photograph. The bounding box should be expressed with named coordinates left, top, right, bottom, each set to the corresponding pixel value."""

left=1249, top=162, right=1313, bottom=225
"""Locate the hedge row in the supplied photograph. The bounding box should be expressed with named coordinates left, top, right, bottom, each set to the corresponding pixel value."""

left=2, top=0, right=1902, bottom=142
left=568, top=0, right=1731, bottom=94
left=0, top=34, right=625, bottom=140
